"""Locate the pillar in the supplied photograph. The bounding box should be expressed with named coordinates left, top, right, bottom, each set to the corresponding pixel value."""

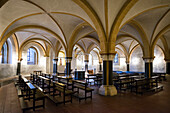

left=99, top=53, right=117, bottom=96
left=127, top=63, right=129, bottom=71
left=0, top=53, right=2, bottom=63
left=16, top=61, right=21, bottom=75
left=99, top=62, right=102, bottom=72
left=65, top=57, right=72, bottom=77
left=84, top=60, right=89, bottom=72
left=84, top=54, right=89, bottom=72
left=165, top=59, right=170, bottom=75
left=126, top=61, right=130, bottom=71
left=45, top=56, right=50, bottom=73
left=144, top=58, right=154, bottom=78
left=53, top=58, right=58, bottom=74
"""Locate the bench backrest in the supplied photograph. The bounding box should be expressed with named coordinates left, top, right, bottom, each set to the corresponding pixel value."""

left=72, top=80, right=88, bottom=88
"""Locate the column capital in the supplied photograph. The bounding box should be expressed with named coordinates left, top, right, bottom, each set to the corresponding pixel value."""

left=65, top=57, right=72, bottom=62
left=84, top=60, right=89, bottom=62
left=53, top=58, right=58, bottom=62
left=143, top=57, right=154, bottom=63
left=44, top=55, right=49, bottom=57
left=126, top=61, right=130, bottom=64
left=18, top=58, right=23, bottom=62
left=100, top=52, right=116, bottom=61
left=164, top=59, right=170, bottom=62
left=84, top=54, right=89, bottom=61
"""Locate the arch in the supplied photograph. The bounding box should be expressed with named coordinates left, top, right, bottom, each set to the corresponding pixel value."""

left=18, top=30, right=54, bottom=48
left=1, top=41, right=8, bottom=63
left=127, top=20, right=150, bottom=57
left=150, top=9, right=170, bottom=43
left=115, top=47, right=127, bottom=59
left=109, top=0, right=138, bottom=43
left=155, top=44, right=166, bottom=59
left=74, top=36, right=100, bottom=48
left=160, top=36, right=170, bottom=59
left=91, top=49, right=100, bottom=62
left=20, top=38, right=54, bottom=53
left=72, top=0, right=106, bottom=43
left=116, top=43, right=129, bottom=61
left=116, top=33, right=144, bottom=55
left=87, top=43, right=99, bottom=54
left=11, top=34, right=19, bottom=54
left=23, top=0, right=67, bottom=46
left=120, top=5, right=169, bottom=29
left=75, top=44, right=85, bottom=54
left=129, top=44, right=140, bottom=61
left=0, top=25, right=66, bottom=54
left=19, top=41, right=46, bottom=61
left=151, top=25, right=170, bottom=57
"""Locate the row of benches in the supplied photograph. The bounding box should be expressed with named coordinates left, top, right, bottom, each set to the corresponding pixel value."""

left=113, top=75, right=163, bottom=94
left=15, top=76, right=45, bottom=113
left=30, top=73, right=94, bottom=103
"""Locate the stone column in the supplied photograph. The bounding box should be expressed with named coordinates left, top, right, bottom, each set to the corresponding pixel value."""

left=165, top=59, right=170, bottom=75
left=143, top=58, right=154, bottom=78
left=65, top=57, right=72, bottom=77
left=126, top=61, right=130, bottom=71
left=16, top=58, right=22, bottom=75
left=84, top=54, right=89, bottom=72
left=99, top=62, right=102, bottom=72
left=45, top=56, right=50, bottom=73
left=99, top=53, right=117, bottom=96
left=53, top=58, right=58, bottom=74
left=16, top=61, right=21, bottom=75
left=0, top=53, right=2, bottom=63
left=84, top=60, right=89, bottom=72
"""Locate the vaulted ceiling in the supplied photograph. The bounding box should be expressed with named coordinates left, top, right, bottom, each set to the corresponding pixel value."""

left=0, top=0, right=169, bottom=60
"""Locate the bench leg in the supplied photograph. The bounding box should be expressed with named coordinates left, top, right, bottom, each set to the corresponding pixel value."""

left=85, top=91, right=87, bottom=101
left=43, top=98, right=45, bottom=108
left=91, top=91, right=92, bottom=100
left=71, top=95, right=72, bottom=103
left=63, top=95, right=65, bottom=105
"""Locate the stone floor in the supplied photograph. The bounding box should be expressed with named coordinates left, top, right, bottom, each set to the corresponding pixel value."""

left=0, top=75, right=170, bottom=113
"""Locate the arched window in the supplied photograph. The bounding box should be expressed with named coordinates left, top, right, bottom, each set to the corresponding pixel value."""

left=58, top=51, right=66, bottom=65
left=114, top=53, right=118, bottom=63
left=1, top=42, right=8, bottom=63
left=27, top=48, right=37, bottom=65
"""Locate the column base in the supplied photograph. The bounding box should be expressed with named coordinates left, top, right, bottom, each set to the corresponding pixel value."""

left=99, top=85, right=117, bottom=96
left=165, top=74, right=170, bottom=76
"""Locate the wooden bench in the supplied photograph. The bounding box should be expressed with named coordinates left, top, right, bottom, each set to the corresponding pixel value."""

left=116, top=77, right=134, bottom=91
left=57, top=76, right=73, bottom=89
left=33, top=71, right=42, bottom=76
left=72, top=80, right=94, bottom=102
left=38, top=76, right=52, bottom=94
left=17, top=81, right=45, bottom=113
left=47, top=81, right=74, bottom=105
left=131, top=77, right=163, bottom=95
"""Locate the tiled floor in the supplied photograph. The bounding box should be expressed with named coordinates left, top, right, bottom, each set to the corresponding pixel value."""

left=0, top=76, right=170, bottom=113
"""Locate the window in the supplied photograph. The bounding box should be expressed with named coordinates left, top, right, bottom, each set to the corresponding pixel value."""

left=27, top=48, right=37, bottom=65
left=1, top=42, right=8, bottom=63
left=114, top=54, right=118, bottom=63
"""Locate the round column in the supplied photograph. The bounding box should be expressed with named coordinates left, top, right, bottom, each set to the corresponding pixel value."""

left=143, top=58, right=154, bottom=78
left=165, top=59, right=170, bottom=75
left=65, top=57, right=72, bottom=77
left=99, top=53, right=117, bottom=96
left=53, top=58, right=58, bottom=74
